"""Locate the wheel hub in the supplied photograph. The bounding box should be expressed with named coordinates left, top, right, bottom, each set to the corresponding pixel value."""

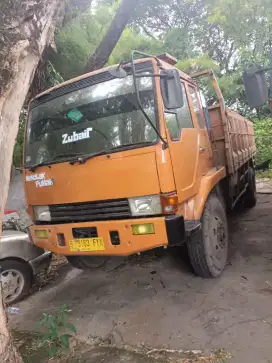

left=1, top=269, right=24, bottom=303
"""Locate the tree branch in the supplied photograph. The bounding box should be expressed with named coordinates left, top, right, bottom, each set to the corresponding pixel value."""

left=136, top=21, right=157, bottom=40
left=85, top=0, right=139, bottom=72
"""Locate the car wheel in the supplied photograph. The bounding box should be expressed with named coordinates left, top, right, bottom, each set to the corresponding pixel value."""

left=66, top=256, right=108, bottom=270
left=0, top=260, right=32, bottom=304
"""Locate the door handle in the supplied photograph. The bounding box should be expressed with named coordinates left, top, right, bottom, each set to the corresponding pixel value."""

left=199, top=147, right=208, bottom=152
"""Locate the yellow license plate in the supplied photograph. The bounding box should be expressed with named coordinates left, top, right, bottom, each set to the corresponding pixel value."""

left=69, top=238, right=105, bottom=252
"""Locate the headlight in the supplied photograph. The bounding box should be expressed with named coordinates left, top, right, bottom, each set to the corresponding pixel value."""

left=33, top=205, right=51, bottom=222
left=129, top=195, right=162, bottom=216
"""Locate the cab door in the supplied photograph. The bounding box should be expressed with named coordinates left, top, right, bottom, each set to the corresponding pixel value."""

left=188, top=85, right=213, bottom=175
left=165, top=82, right=200, bottom=201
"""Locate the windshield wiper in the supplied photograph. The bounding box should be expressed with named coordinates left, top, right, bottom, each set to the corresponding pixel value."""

left=74, top=142, right=154, bottom=164
left=29, top=152, right=84, bottom=172
left=29, top=142, right=154, bottom=171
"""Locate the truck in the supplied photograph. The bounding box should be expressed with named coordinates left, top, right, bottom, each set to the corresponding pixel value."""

left=23, top=51, right=256, bottom=278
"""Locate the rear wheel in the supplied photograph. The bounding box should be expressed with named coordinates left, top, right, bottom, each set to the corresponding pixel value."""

left=187, top=193, right=229, bottom=278
left=66, top=256, right=108, bottom=270
left=243, top=167, right=257, bottom=208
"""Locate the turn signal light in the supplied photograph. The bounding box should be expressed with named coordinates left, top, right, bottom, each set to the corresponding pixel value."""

left=132, top=223, right=155, bottom=235
left=161, top=192, right=178, bottom=214
left=34, top=230, right=48, bottom=239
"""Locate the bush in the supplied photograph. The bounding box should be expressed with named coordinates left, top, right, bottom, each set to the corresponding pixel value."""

left=13, top=109, right=26, bottom=167
left=254, top=118, right=272, bottom=164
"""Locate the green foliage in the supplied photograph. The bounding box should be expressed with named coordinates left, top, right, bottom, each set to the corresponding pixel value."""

left=47, top=61, right=64, bottom=87
left=13, top=109, right=26, bottom=167
left=217, top=73, right=247, bottom=112
left=133, top=0, right=272, bottom=114
left=176, top=56, right=220, bottom=74
left=52, top=4, right=115, bottom=79
left=51, top=3, right=160, bottom=79
left=51, top=0, right=272, bottom=116
left=37, top=304, right=76, bottom=357
left=14, top=0, right=272, bottom=170
left=253, top=118, right=272, bottom=164
left=108, top=28, right=161, bottom=65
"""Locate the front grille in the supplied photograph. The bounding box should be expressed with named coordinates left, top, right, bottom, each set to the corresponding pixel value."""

left=48, top=198, right=131, bottom=224
left=72, top=227, right=98, bottom=238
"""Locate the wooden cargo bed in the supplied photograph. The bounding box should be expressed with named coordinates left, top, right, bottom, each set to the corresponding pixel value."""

left=209, top=105, right=256, bottom=175
left=192, top=69, right=256, bottom=175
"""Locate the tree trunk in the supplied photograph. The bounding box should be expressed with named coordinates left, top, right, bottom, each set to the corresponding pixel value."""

left=0, top=0, right=64, bottom=361
left=28, top=45, right=57, bottom=101
left=84, top=0, right=139, bottom=72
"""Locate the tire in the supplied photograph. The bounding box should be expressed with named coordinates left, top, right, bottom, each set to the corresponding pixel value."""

left=243, top=167, right=257, bottom=208
left=187, top=193, right=229, bottom=278
left=66, top=256, right=108, bottom=270
left=0, top=260, right=32, bottom=304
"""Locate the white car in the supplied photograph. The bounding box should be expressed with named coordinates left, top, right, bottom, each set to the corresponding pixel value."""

left=1, top=211, right=52, bottom=304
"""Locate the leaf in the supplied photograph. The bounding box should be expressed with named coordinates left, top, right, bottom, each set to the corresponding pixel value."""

left=57, top=313, right=66, bottom=327
left=48, top=315, right=58, bottom=330
left=36, top=315, right=48, bottom=329
left=41, top=328, right=58, bottom=343
left=66, top=322, right=77, bottom=334
left=60, top=334, right=72, bottom=349
left=50, top=329, right=58, bottom=340
left=49, top=343, right=57, bottom=357
left=59, top=304, right=68, bottom=313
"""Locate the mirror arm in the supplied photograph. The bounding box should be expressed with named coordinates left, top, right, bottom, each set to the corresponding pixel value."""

left=130, top=51, right=168, bottom=149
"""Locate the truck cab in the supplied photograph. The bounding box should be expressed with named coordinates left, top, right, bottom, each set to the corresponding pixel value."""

left=24, top=52, right=255, bottom=277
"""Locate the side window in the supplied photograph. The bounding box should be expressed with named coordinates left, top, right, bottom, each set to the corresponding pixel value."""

left=199, top=90, right=211, bottom=131
left=189, top=86, right=206, bottom=129
left=165, top=83, right=194, bottom=140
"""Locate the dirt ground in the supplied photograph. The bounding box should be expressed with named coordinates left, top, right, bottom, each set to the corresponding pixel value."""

left=10, top=194, right=272, bottom=363
left=15, top=330, right=226, bottom=363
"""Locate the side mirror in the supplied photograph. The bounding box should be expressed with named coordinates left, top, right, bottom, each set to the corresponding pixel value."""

left=160, top=69, right=184, bottom=109
left=243, top=65, right=268, bottom=108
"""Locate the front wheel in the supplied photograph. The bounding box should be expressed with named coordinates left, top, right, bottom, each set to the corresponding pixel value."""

left=187, top=193, right=229, bottom=278
left=0, top=260, right=32, bottom=304
left=66, top=256, right=108, bottom=270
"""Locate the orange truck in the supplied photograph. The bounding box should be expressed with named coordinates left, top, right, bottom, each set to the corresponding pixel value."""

left=24, top=51, right=256, bottom=278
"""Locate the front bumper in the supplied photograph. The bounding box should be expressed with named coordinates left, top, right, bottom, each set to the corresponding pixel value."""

left=29, top=251, right=52, bottom=275
left=29, top=216, right=186, bottom=256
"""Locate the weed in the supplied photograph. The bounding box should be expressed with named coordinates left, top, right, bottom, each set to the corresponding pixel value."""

left=256, top=169, right=272, bottom=179
left=214, top=348, right=232, bottom=362
left=37, top=304, right=76, bottom=357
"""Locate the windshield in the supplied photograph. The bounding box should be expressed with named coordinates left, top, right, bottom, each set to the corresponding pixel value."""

left=25, top=73, right=157, bottom=167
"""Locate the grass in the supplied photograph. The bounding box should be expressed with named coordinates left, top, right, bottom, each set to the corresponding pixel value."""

left=256, top=169, right=272, bottom=179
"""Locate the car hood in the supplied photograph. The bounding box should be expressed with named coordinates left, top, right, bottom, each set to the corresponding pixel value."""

left=1, top=230, right=29, bottom=242
left=24, top=149, right=161, bottom=205
left=0, top=230, right=44, bottom=261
